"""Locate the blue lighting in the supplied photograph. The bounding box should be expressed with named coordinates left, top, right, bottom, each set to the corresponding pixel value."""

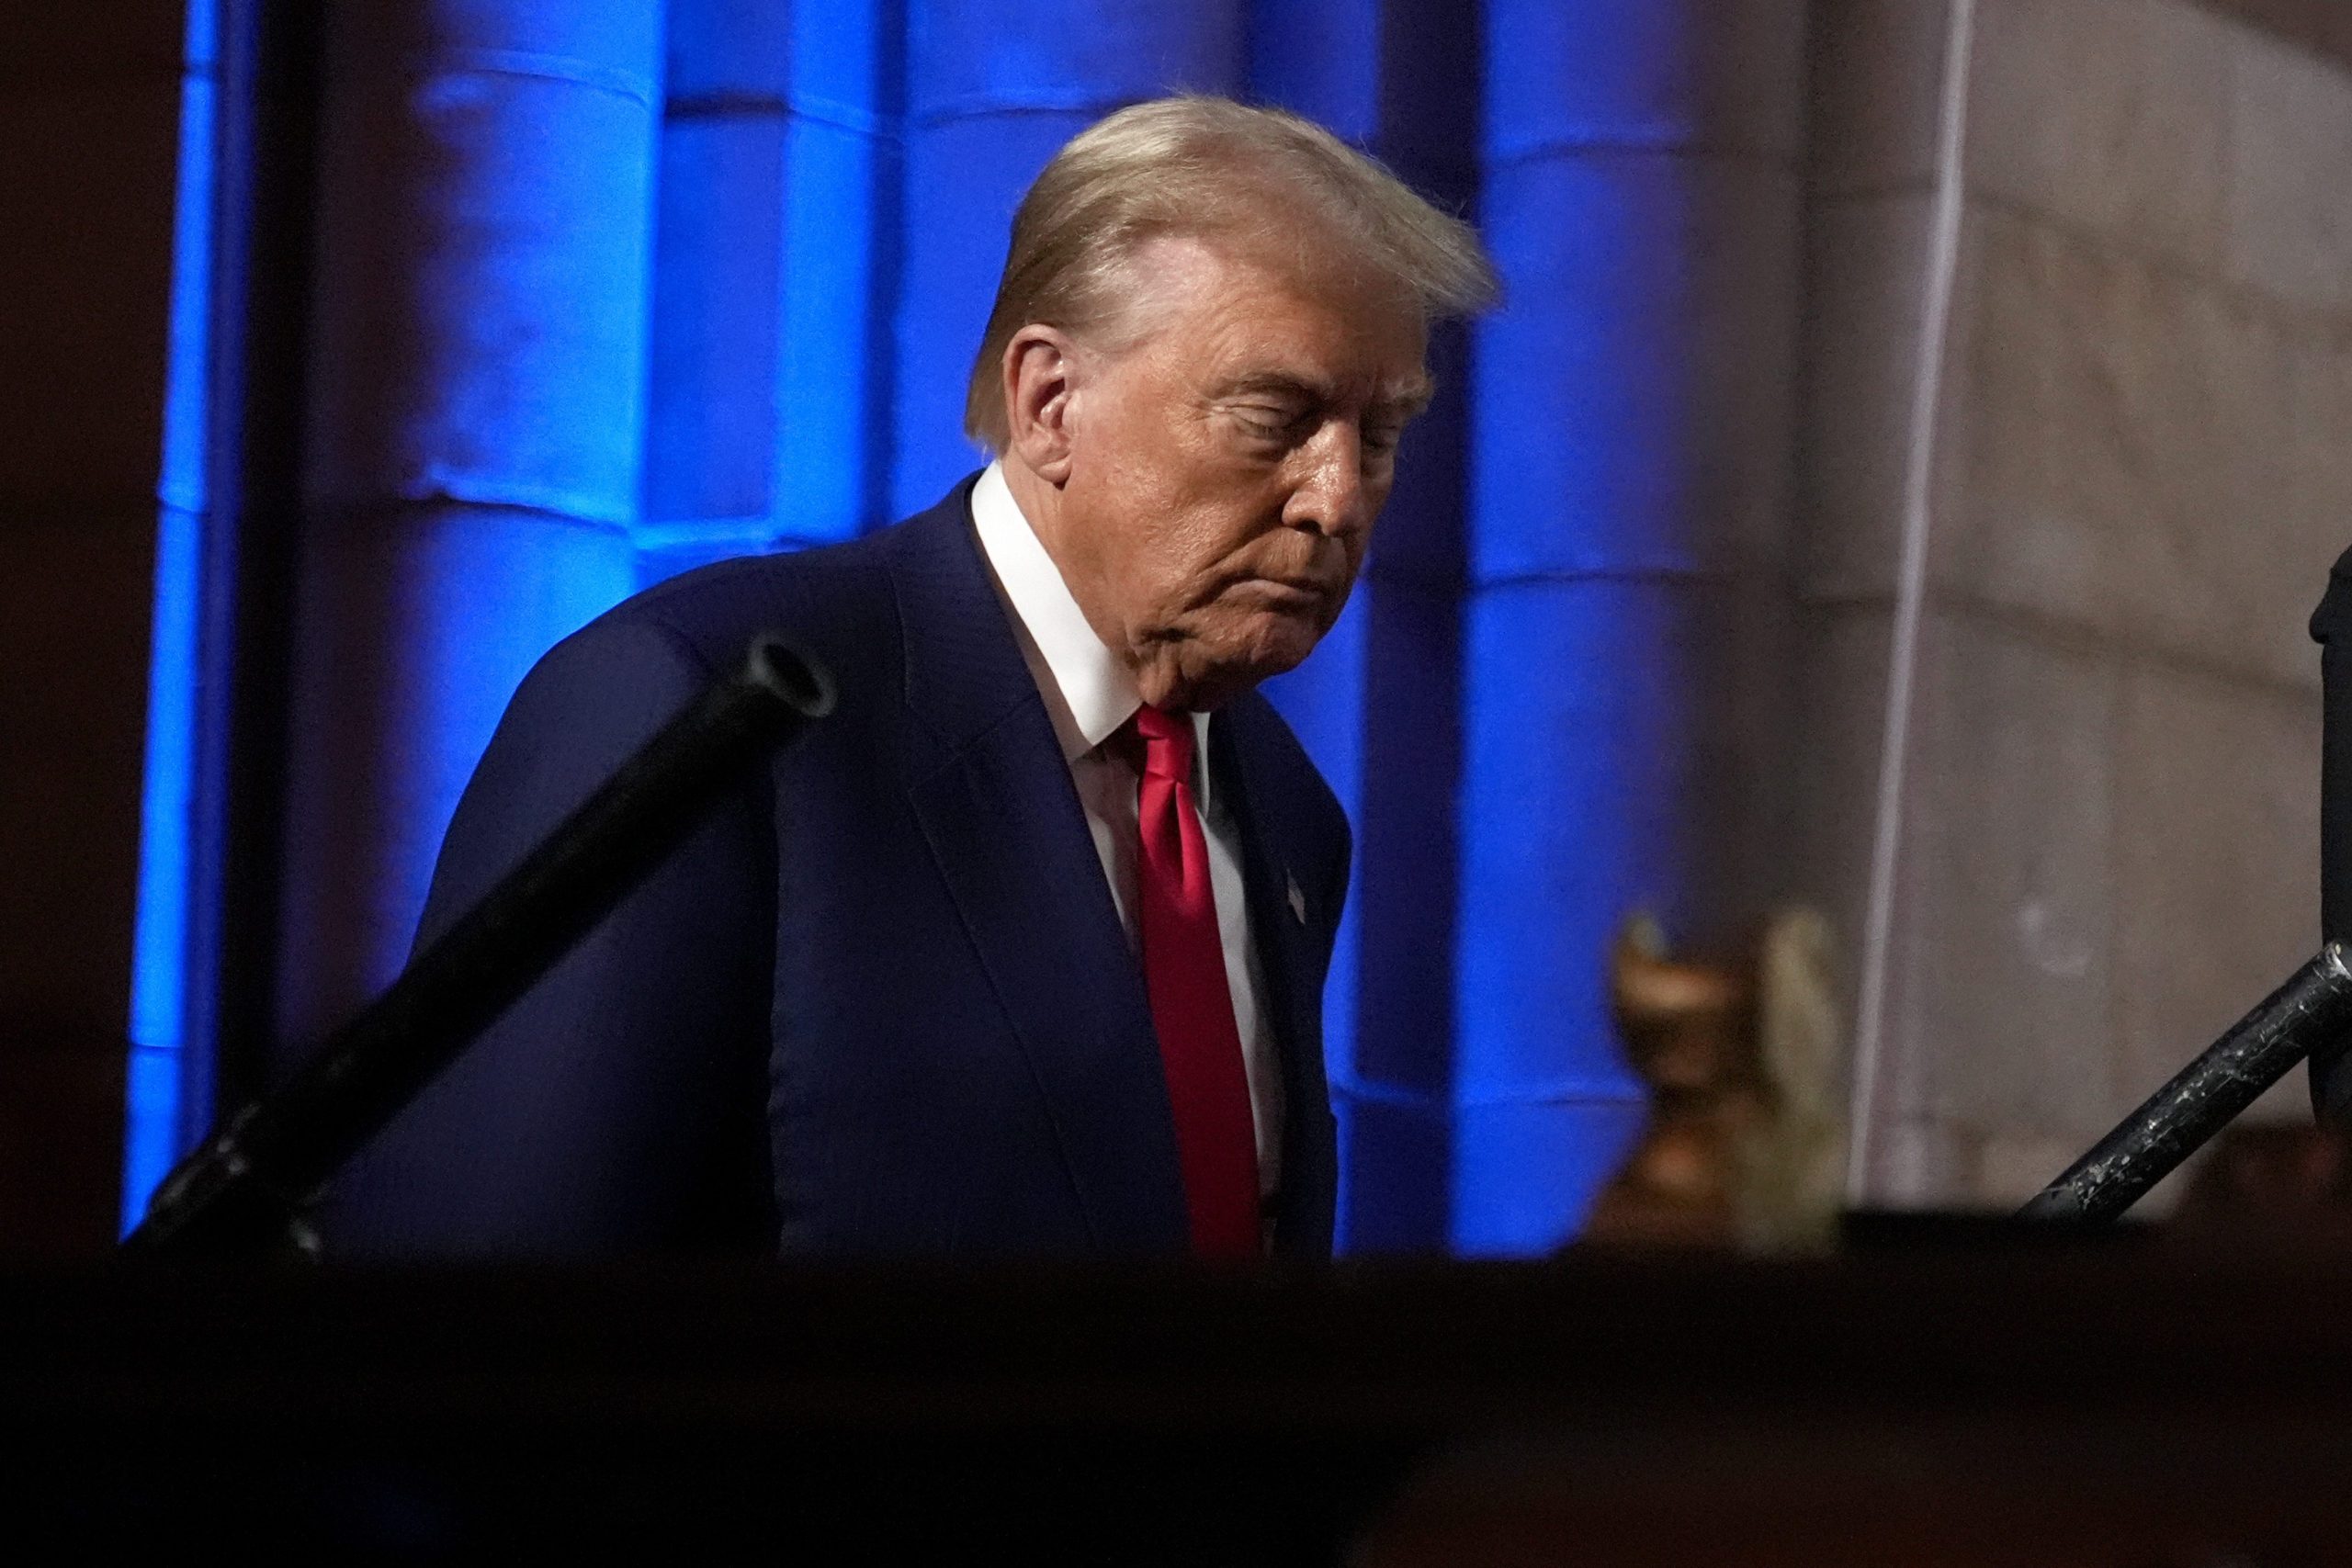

left=122, top=0, right=220, bottom=1234
left=131, top=0, right=1708, bottom=1259
left=1446, top=0, right=1710, bottom=1251
left=889, top=0, right=1241, bottom=516
left=270, top=0, right=665, bottom=1058
left=778, top=0, right=899, bottom=544
left=1261, top=585, right=1369, bottom=1113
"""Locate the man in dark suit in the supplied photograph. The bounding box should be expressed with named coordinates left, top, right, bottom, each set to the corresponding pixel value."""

left=323, top=96, right=1495, bottom=1260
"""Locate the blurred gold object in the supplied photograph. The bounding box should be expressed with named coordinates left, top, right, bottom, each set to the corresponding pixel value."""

left=1582, top=909, right=1846, bottom=1252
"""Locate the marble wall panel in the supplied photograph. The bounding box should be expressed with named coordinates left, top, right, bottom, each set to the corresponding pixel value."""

left=1894, top=605, right=2123, bottom=1148
left=1795, top=0, right=2352, bottom=1208
left=2292, top=334, right=2352, bottom=570
left=1957, top=203, right=2325, bottom=690
left=2112, top=660, right=2323, bottom=1124
left=1967, top=0, right=2232, bottom=270
left=2228, top=19, right=2352, bottom=320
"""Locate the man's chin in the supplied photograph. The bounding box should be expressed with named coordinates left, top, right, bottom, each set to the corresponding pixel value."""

left=1173, top=616, right=1326, bottom=706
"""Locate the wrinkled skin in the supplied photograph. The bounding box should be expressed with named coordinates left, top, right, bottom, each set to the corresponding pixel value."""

left=999, top=231, right=1432, bottom=712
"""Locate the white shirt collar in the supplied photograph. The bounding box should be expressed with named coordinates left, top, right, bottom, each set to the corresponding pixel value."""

left=969, top=461, right=1143, bottom=763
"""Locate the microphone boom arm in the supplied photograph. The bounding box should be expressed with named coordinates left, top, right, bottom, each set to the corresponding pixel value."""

left=125, top=633, right=834, bottom=1259
left=2018, top=942, right=2352, bottom=1225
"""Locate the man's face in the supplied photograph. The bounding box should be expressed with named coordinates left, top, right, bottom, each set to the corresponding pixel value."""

left=1029, top=231, right=1431, bottom=711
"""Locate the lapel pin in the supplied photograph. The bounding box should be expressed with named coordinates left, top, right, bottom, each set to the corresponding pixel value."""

left=1286, top=873, right=1307, bottom=926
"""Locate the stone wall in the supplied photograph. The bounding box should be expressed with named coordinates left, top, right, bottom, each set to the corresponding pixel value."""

left=1800, top=0, right=2352, bottom=1206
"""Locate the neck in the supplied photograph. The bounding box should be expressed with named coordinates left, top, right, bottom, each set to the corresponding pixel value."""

left=997, top=456, right=1165, bottom=705
left=998, top=455, right=1069, bottom=570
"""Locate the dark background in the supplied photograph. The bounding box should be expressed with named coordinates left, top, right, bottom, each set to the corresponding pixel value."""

left=0, top=0, right=183, bottom=1258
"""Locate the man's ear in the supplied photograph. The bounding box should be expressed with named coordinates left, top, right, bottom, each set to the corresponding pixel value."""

left=1002, top=324, right=1080, bottom=485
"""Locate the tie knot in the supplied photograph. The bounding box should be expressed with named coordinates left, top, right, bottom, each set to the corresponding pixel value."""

left=1128, top=705, right=1195, bottom=783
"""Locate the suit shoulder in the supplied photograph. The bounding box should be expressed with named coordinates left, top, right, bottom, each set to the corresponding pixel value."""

left=599, top=531, right=900, bottom=679
left=569, top=481, right=978, bottom=686
left=415, top=524, right=922, bottom=944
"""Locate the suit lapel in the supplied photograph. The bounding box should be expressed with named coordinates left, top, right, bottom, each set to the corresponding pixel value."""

left=1208, top=696, right=1340, bottom=1258
left=886, top=488, right=1188, bottom=1251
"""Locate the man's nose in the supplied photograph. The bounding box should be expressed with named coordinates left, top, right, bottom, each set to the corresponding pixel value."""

left=1283, top=423, right=1374, bottom=539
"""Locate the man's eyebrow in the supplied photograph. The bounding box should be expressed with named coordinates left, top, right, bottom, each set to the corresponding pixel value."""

left=1216, top=371, right=1329, bottom=403
left=1216, top=371, right=1437, bottom=416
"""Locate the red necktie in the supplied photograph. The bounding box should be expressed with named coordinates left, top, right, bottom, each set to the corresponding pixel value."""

left=1126, top=705, right=1261, bottom=1257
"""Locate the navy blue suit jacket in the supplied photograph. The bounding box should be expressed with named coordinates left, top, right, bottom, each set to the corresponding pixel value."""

left=322, top=478, right=1350, bottom=1259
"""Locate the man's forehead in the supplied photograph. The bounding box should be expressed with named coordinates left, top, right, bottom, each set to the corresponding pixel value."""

left=1108, top=233, right=1427, bottom=395
left=1115, top=231, right=1419, bottom=334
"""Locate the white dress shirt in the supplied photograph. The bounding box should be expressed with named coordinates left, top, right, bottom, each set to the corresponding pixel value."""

left=968, top=462, right=1283, bottom=1195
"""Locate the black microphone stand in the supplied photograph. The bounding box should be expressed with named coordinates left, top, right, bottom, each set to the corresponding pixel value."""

left=2018, top=552, right=2352, bottom=1224
left=123, top=633, right=834, bottom=1259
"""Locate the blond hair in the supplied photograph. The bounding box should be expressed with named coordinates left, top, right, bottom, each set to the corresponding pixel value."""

left=963, top=95, right=1498, bottom=450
